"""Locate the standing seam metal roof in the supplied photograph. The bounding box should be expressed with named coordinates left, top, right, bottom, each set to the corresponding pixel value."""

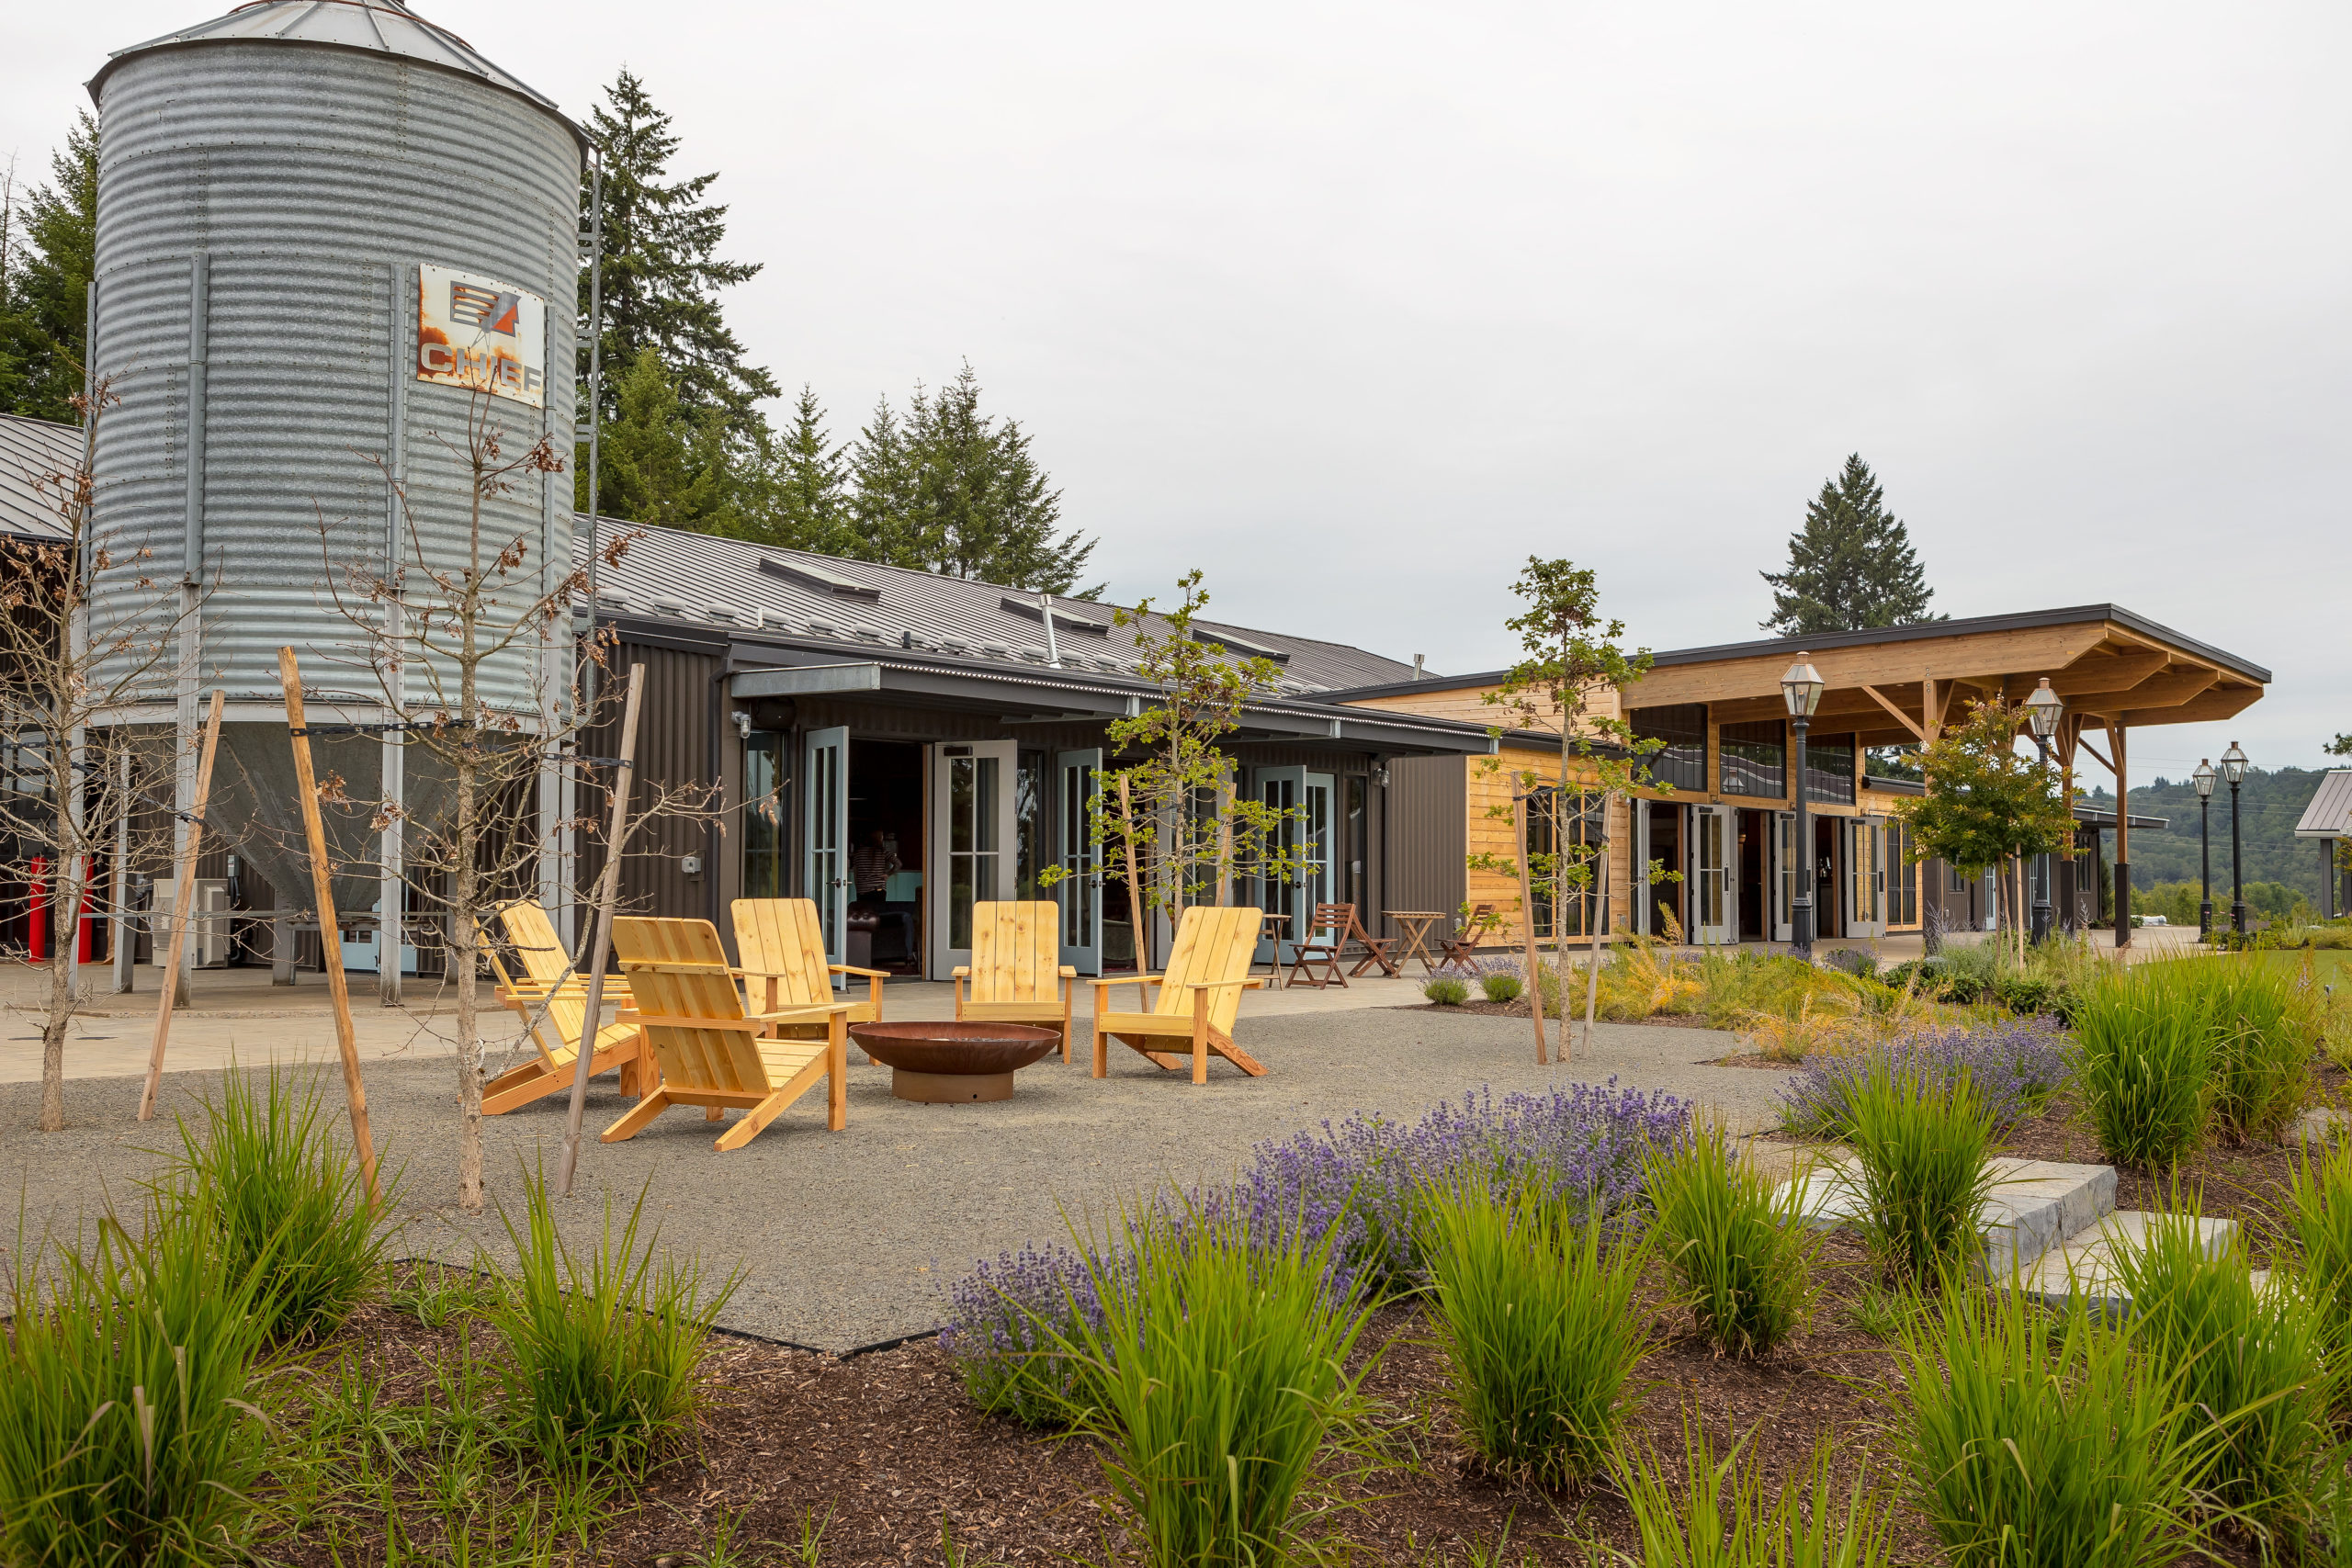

left=578, top=517, right=1424, bottom=695
left=2295, top=771, right=2352, bottom=839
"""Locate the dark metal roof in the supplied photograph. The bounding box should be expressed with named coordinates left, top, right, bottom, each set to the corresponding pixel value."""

left=1322, top=604, right=2272, bottom=701
left=580, top=517, right=1422, bottom=696
left=0, top=415, right=79, bottom=543
left=2295, top=771, right=2352, bottom=840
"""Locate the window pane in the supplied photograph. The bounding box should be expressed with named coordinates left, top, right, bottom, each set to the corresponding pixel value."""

left=1631, top=705, right=1708, bottom=792
left=1720, top=718, right=1785, bottom=798
left=1804, top=734, right=1855, bottom=805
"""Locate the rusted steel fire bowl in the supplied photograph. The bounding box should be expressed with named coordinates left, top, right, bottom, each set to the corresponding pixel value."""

left=848, top=1021, right=1062, bottom=1103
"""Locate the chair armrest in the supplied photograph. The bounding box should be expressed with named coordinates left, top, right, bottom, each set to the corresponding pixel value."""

left=1089, top=974, right=1164, bottom=988
left=951, top=966, right=972, bottom=978
left=1174, top=977, right=1264, bottom=990
left=751, top=1003, right=855, bottom=1021
left=1058, top=965, right=1078, bottom=977
left=831, top=964, right=892, bottom=979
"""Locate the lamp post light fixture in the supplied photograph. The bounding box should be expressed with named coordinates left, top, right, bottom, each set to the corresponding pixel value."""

left=2192, top=758, right=2216, bottom=942
left=2221, top=739, right=2249, bottom=935
left=1781, top=653, right=1825, bottom=960
left=2023, top=678, right=2064, bottom=944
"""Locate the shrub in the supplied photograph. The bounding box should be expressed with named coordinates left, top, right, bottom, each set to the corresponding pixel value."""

left=1894, top=1281, right=2209, bottom=1568
left=2109, top=1200, right=2328, bottom=1548
left=1694, top=952, right=1836, bottom=1029
left=1823, top=947, right=1879, bottom=979
left=1036, top=1200, right=1375, bottom=1567
left=0, top=1192, right=274, bottom=1567
left=2072, top=963, right=2211, bottom=1171
left=1643, top=1122, right=1819, bottom=1357
left=2282, top=1135, right=2352, bottom=1414
left=1779, top=1016, right=2069, bottom=1138
left=1596, top=938, right=1702, bottom=1021
left=1616, top=1418, right=1894, bottom=1568
left=1424, top=976, right=1470, bottom=1006
left=940, top=1239, right=1121, bottom=1427
left=1419, top=1179, right=1649, bottom=1486
left=1739, top=992, right=1857, bottom=1063
left=490, top=1170, right=733, bottom=1476
left=1479, top=970, right=1523, bottom=1004
left=168, top=1063, right=395, bottom=1345
left=1839, top=1057, right=1996, bottom=1287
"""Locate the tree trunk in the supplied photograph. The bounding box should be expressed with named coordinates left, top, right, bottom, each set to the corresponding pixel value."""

left=1582, top=793, right=1609, bottom=1055
left=455, top=762, right=483, bottom=1209
left=39, top=944, right=71, bottom=1132
left=1515, top=794, right=1545, bottom=1065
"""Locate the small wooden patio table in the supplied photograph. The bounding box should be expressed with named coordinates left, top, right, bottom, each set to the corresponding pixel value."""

left=1383, top=910, right=1448, bottom=975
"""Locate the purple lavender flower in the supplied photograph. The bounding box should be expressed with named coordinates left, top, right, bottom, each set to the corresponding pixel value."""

left=1778, top=1016, right=2071, bottom=1137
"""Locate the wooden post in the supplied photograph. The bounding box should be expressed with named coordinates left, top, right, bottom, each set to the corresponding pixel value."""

left=1118, top=773, right=1148, bottom=974
left=1582, top=791, right=1610, bottom=1056
left=560, top=663, right=643, bottom=1198
left=1515, top=792, right=1546, bottom=1065
left=1215, top=764, right=1234, bottom=908
left=139, top=689, right=224, bottom=1121
left=278, top=649, right=380, bottom=1206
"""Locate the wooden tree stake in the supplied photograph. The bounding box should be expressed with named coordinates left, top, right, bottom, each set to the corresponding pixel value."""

left=279, top=648, right=380, bottom=1206
left=560, top=662, right=643, bottom=1198
left=1118, top=773, right=1149, bottom=975
left=139, top=689, right=225, bottom=1121
left=1516, top=793, right=1546, bottom=1066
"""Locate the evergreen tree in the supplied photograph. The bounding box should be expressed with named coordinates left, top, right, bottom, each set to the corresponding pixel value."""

left=0, top=113, right=98, bottom=423
left=843, top=395, right=926, bottom=568
left=576, top=70, right=776, bottom=443
left=592, top=346, right=735, bottom=533
left=1759, top=454, right=1940, bottom=636
left=732, top=386, right=853, bottom=553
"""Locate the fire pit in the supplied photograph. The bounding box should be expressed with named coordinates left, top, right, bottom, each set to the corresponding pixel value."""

left=848, top=1021, right=1063, bottom=1103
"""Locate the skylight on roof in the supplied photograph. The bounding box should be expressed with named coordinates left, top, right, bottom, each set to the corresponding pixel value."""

left=759, top=556, right=881, bottom=600
left=1193, top=626, right=1292, bottom=664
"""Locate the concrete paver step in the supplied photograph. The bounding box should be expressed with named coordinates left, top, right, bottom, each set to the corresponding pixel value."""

left=1789, top=1155, right=2115, bottom=1277
left=2021, top=1210, right=2237, bottom=1315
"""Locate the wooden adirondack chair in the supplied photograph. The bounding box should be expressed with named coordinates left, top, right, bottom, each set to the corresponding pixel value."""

left=1091, top=904, right=1267, bottom=1084
left=951, top=901, right=1078, bottom=1061
left=482, top=900, right=647, bottom=1115
left=599, top=917, right=851, bottom=1151
left=730, top=898, right=888, bottom=1043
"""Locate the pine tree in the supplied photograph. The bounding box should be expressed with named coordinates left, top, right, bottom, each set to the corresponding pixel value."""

left=1759, top=454, right=1941, bottom=636
left=0, top=113, right=98, bottom=423
left=593, top=346, right=735, bottom=533
left=882, top=364, right=1100, bottom=594
left=843, top=395, right=926, bottom=567
left=576, top=70, right=777, bottom=443
left=733, top=386, right=853, bottom=553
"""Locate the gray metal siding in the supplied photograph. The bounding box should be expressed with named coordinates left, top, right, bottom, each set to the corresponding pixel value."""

left=1383, top=754, right=1465, bottom=937
left=90, top=39, right=580, bottom=712
left=577, top=638, right=718, bottom=928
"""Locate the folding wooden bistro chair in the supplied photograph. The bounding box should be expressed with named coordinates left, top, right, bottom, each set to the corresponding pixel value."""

left=952, top=901, right=1079, bottom=1061
left=1284, top=904, right=1349, bottom=989
left=1438, top=903, right=1499, bottom=969
left=1091, top=905, right=1267, bottom=1084
left=482, top=899, right=648, bottom=1115
left=1336, top=904, right=1399, bottom=977
left=598, top=917, right=852, bottom=1151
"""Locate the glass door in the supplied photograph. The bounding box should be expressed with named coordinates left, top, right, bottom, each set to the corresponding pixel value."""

left=930, top=740, right=1016, bottom=976
left=1772, top=811, right=1794, bottom=943
left=802, top=727, right=849, bottom=977
left=1252, top=766, right=1305, bottom=962
left=1302, top=773, right=1335, bottom=931
left=1055, top=748, right=1102, bottom=974
left=1690, top=805, right=1733, bottom=945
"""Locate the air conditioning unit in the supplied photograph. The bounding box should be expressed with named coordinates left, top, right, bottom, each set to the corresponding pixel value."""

left=152, top=878, right=231, bottom=968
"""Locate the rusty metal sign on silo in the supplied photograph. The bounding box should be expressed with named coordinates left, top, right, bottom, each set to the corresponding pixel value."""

left=416, top=264, right=548, bottom=407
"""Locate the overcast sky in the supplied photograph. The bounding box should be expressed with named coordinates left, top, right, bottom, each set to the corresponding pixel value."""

left=11, top=2, right=2346, bottom=784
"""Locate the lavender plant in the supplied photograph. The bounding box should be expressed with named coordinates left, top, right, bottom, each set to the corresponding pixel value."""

left=1779, top=1017, right=2069, bottom=1139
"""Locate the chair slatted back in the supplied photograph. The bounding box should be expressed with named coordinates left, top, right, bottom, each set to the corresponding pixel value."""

left=1305, top=904, right=1350, bottom=947
left=492, top=901, right=594, bottom=1062
left=613, top=918, right=771, bottom=1095
left=1152, top=905, right=1261, bottom=1033
left=730, top=898, right=833, bottom=1007
left=968, top=902, right=1059, bottom=1004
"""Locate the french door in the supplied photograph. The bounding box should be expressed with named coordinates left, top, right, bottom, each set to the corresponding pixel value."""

left=1848, top=818, right=1886, bottom=939
left=802, top=727, right=849, bottom=977
left=1690, top=804, right=1734, bottom=945
left=1056, top=748, right=1102, bottom=974
left=1772, top=811, right=1795, bottom=943
left=931, top=740, right=1017, bottom=976
left=1248, top=767, right=1334, bottom=962
left=1631, top=804, right=1651, bottom=937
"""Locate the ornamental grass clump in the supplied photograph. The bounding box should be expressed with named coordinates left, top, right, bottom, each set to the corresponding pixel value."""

left=168, top=1063, right=395, bottom=1346
left=2072, top=962, right=2212, bottom=1172
left=1839, top=1057, right=1996, bottom=1287
left=1779, top=1015, right=2069, bottom=1138
left=1424, top=975, right=1470, bottom=1005
left=490, top=1168, right=732, bottom=1477
left=1419, top=1179, right=1649, bottom=1487
left=1615, top=1418, right=1894, bottom=1568
left=0, top=1191, right=275, bottom=1568
left=2109, top=1199, right=2329, bottom=1550
left=1644, top=1122, right=1820, bottom=1357
left=1894, top=1281, right=2211, bottom=1568
left=2188, top=959, right=2311, bottom=1145
left=2284, top=1134, right=2352, bottom=1412
left=1037, top=1201, right=1375, bottom=1568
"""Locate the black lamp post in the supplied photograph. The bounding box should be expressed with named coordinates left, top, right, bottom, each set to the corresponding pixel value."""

left=2192, top=758, right=2215, bottom=942
left=2222, top=739, right=2249, bottom=935
left=1782, top=653, right=1825, bottom=959
left=2024, top=678, right=2064, bottom=945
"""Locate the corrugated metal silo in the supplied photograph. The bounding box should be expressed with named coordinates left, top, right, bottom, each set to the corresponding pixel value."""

left=85, top=0, right=587, bottom=961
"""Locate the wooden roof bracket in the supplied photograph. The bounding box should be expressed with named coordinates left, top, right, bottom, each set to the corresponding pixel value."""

left=1859, top=683, right=1926, bottom=741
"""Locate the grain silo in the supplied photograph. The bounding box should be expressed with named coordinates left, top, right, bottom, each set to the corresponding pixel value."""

left=85, top=0, right=587, bottom=994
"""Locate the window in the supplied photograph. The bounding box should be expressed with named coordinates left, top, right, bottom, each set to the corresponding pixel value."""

left=1804, top=733, right=1855, bottom=805
left=1015, top=753, right=1045, bottom=899
left=1631, top=705, right=1707, bottom=792
left=742, top=731, right=787, bottom=897
left=1887, top=819, right=1920, bottom=927
left=1720, top=719, right=1786, bottom=798
left=1949, top=859, right=1973, bottom=897
left=1525, top=788, right=1610, bottom=939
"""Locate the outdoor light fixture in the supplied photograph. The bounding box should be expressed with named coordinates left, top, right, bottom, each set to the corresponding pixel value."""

left=2222, top=740, right=2250, bottom=935
left=2023, top=679, right=2064, bottom=943
left=2193, top=759, right=2216, bottom=942
left=1781, top=655, right=1823, bottom=959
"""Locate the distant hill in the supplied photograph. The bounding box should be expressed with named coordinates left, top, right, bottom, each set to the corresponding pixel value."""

left=2077, top=766, right=2337, bottom=899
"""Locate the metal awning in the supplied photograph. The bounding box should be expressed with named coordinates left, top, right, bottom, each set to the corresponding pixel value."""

left=2295, top=770, right=2352, bottom=840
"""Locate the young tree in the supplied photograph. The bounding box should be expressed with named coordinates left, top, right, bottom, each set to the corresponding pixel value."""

left=576, top=69, right=776, bottom=469
left=0, top=112, right=98, bottom=423
left=1898, top=697, right=2074, bottom=962
left=1469, top=558, right=1668, bottom=1060
left=1760, top=455, right=1940, bottom=636
left=1046, top=571, right=1299, bottom=967
left=1, top=380, right=192, bottom=1130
